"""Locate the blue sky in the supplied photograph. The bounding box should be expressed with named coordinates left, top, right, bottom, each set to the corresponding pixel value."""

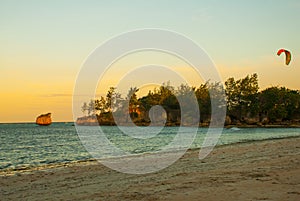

left=1, top=0, right=300, bottom=122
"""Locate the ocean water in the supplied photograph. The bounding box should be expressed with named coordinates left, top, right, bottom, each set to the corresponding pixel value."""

left=0, top=123, right=299, bottom=171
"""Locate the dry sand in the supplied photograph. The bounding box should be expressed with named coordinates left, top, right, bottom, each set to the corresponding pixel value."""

left=1, top=137, right=300, bottom=201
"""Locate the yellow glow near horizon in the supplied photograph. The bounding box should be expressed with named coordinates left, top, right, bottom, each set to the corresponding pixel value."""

left=95, top=50, right=205, bottom=98
left=1, top=50, right=299, bottom=123
left=1, top=1, right=300, bottom=123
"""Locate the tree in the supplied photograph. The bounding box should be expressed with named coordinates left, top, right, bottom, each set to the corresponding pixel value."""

left=259, top=87, right=300, bottom=122
left=158, top=82, right=176, bottom=107
left=285, top=89, right=300, bottom=119
left=94, top=96, right=106, bottom=114
left=125, top=87, right=140, bottom=120
left=105, top=87, right=122, bottom=113
left=87, top=99, right=95, bottom=115
left=81, top=102, right=89, bottom=116
left=195, top=82, right=210, bottom=122
left=225, top=73, right=259, bottom=120
left=80, top=99, right=96, bottom=116
left=195, top=81, right=226, bottom=123
left=127, top=87, right=139, bottom=107
left=177, top=83, right=198, bottom=124
left=79, top=75, right=300, bottom=126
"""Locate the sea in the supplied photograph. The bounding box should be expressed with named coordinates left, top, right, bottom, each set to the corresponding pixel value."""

left=0, top=123, right=300, bottom=172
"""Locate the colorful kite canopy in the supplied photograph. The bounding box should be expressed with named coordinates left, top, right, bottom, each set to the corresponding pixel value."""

left=277, top=49, right=291, bottom=65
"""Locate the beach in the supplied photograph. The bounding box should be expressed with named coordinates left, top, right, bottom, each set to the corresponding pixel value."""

left=1, top=136, right=299, bottom=201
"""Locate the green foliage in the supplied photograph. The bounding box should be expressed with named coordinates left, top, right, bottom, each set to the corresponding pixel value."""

left=105, top=87, right=122, bottom=112
left=81, top=102, right=89, bottom=116
left=260, top=87, right=300, bottom=122
left=80, top=74, right=300, bottom=125
left=225, top=73, right=259, bottom=119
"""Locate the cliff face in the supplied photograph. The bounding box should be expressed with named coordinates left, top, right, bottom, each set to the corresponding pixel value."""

left=36, top=113, right=52, bottom=126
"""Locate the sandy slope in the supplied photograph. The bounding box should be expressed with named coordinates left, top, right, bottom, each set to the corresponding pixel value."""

left=1, top=137, right=300, bottom=201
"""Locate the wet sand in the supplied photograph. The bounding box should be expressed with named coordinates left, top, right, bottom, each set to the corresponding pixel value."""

left=1, top=137, right=300, bottom=201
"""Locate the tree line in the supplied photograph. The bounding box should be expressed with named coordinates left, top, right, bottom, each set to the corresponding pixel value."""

left=80, top=74, right=300, bottom=125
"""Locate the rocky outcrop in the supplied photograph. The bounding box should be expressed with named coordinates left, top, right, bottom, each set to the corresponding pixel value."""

left=244, top=116, right=260, bottom=125
left=36, top=113, right=52, bottom=126
left=76, top=116, right=99, bottom=126
left=75, top=114, right=300, bottom=128
left=225, top=116, right=232, bottom=125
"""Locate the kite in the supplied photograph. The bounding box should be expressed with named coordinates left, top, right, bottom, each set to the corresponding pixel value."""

left=277, top=49, right=291, bottom=65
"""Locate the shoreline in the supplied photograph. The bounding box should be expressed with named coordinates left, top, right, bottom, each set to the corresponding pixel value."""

left=225, top=123, right=300, bottom=128
left=75, top=116, right=300, bottom=128
left=1, top=135, right=299, bottom=200
left=1, top=121, right=300, bottom=128
left=1, top=135, right=299, bottom=176
left=75, top=122, right=300, bottom=128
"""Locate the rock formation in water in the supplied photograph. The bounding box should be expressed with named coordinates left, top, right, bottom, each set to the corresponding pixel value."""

left=36, top=113, right=52, bottom=126
left=76, top=115, right=99, bottom=126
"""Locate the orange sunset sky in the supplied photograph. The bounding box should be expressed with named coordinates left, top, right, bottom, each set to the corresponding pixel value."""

left=1, top=0, right=300, bottom=122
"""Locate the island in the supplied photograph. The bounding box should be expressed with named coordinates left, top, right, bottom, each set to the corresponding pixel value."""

left=36, top=113, right=52, bottom=126
left=76, top=74, right=300, bottom=128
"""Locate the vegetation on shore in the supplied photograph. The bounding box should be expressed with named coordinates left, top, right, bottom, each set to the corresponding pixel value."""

left=78, top=74, right=300, bottom=126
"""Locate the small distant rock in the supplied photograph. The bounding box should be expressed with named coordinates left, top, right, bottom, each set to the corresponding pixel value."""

left=76, top=116, right=99, bottom=126
left=36, top=113, right=52, bottom=126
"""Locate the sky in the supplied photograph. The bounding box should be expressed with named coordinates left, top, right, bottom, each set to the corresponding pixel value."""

left=1, top=0, right=300, bottom=122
